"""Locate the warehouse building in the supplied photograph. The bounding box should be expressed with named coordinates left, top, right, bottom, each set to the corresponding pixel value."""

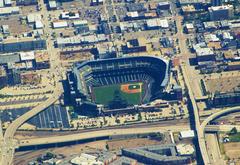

left=0, top=38, right=46, bottom=53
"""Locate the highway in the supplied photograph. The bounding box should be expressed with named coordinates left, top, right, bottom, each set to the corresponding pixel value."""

left=0, top=0, right=64, bottom=164
left=17, top=124, right=239, bottom=148
left=174, top=14, right=209, bottom=164
left=1, top=88, right=62, bottom=165
left=198, top=105, right=240, bottom=165
left=173, top=14, right=214, bottom=164
left=18, top=125, right=190, bottom=147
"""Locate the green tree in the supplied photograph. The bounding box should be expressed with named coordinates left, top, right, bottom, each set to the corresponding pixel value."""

left=229, top=127, right=238, bottom=135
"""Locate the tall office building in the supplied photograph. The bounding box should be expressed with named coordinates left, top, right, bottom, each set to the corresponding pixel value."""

left=211, top=0, right=222, bottom=6
left=208, top=5, right=234, bottom=21
left=0, top=66, right=7, bottom=89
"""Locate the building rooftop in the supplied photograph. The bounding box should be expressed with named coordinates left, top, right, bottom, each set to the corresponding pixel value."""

left=0, top=6, right=19, bottom=15
left=180, top=130, right=195, bottom=138
left=196, top=47, right=214, bottom=56
left=110, top=156, right=137, bottom=165
left=208, top=5, right=233, bottom=11
left=176, top=144, right=195, bottom=156
left=0, top=66, right=6, bottom=77
left=27, top=13, right=41, bottom=23
left=48, top=0, right=57, bottom=8
left=1, top=37, right=38, bottom=44
left=146, top=18, right=169, bottom=28
left=179, top=0, right=210, bottom=5
left=182, top=5, right=196, bottom=12
left=70, top=153, right=103, bottom=165
left=185, top=23, right=194, bottom=29
left=35, top=51, right=49, bottom=62
left=20, top=51, right=35, bottom=61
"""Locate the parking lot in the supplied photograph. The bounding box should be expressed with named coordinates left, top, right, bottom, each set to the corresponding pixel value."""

left=1, top=105, right=70, bottom=129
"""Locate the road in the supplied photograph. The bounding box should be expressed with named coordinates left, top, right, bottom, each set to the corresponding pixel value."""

left=205, top=133, right=224, bottom=165
left=198, top=105, right=240, bottom=165
left=173, top=15, right=215, bottom=164
left=205, top=125, right=240, bottom=132
left=18, top=124, right=238, bottom=148
left=173, top=15, right=209, bottom=164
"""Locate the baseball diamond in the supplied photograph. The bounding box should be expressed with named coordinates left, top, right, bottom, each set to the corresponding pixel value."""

left=71, top=56, right=169, bottom=107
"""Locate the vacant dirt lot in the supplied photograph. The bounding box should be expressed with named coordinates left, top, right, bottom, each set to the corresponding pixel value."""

left=107, top=138, right=161, bottom=151
left=0, top=16, right=31, bottom=35
left=224, top=142, right=240, bottom=164
left=204, top=71, right=240, bottom=94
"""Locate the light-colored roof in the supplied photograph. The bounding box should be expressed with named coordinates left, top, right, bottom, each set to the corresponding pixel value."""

left=185, top=23, right=194, bottom=29
left=48, top=0, right=57, bottom=8
left=196, top=47, right=214, bottom=56
left=0, top=0, right=4, bottom=7
left=208, top=5, right=233, bottom=11
left=20, top=51, right=35, bottom=61
left=4, top=0, right=12, bottom=5
left=73, top=20, right=88, bottom=26
left=176, top=144, right=195, bottom=156
left=126, top=11, right=139, bottom=17
left=0, top=6, right=19, bottom=15
left=180, top=130, right=195, bottom=138
left=27, top=13, right=41, bottom=23
left=52, top=21, right=68, bottom=28
left=146, top=18, right=169, bottom=28
left=35, top=20, right=43, bottom=29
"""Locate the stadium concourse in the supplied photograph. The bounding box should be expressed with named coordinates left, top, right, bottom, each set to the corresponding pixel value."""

left=67, top=56, right=170, bottom=114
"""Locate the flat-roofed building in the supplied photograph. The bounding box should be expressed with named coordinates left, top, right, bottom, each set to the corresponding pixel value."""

left=52, top=21, right=68, bottom=29
left=158, top=1, right=170, bottom=10
left=34, top=51, right=50, bottom=69
left=0, top=6, right=19, bottom=16
left=0, top=38, right=46, bottom=53
left=4, top=0, right=12, bottom=6
left=48, top=0, right=57, bottom=10
left=16, top=0, right=37, bottom=6
left=195, top=47, right=215, bottom=62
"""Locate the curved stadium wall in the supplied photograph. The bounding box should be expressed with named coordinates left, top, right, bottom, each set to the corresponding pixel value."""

left=72, top=56, right=169, bottom=106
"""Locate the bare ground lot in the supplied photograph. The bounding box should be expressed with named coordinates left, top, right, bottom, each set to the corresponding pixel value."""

left=223, top=142, right=240, bottom=164
left=107, top=138, right=162, bottom=151
left=204, top=71, right=240, bottom=94
left=0, top=16, right=31, bottom=35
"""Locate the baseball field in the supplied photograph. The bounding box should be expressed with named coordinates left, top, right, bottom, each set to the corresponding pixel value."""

left=92, top=82, right=143, bottom=106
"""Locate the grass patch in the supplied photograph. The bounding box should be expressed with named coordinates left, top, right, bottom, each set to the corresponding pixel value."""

left=93, top=83, right=143, bottom=106
left=229, top=132, right=240, bottom=142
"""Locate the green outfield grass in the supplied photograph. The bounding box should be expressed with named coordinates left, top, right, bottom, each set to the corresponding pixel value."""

left=93, top=83, right=143, bottom=106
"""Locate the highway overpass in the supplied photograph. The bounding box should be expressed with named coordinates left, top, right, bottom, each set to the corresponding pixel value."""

left=18, top=125, right=191, bottom=147
left=1, top=85, right=62, bottom=165
left=198, top=106, right=240, bottom=165
left=16, top=124, right=240, bottom=148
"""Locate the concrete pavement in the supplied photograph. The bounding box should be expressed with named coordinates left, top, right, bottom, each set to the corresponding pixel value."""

left=205, top=134, right=224, bottom=165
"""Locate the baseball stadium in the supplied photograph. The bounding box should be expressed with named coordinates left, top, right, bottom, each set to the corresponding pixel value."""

left=70, top=56, right=169, bottom=109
